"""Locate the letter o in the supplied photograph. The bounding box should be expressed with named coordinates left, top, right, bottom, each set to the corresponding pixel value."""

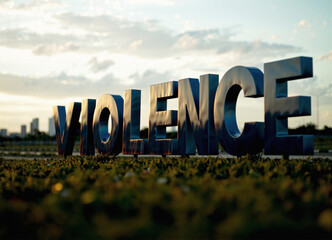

left=93, top=94, right=123, bottom=155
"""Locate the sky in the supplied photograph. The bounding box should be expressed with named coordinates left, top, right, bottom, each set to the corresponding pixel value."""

left=0, top=0, right=331, bottom=134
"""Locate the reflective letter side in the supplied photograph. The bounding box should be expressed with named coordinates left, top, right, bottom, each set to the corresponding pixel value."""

left=123, top=89, right=148, bottom=155
left=178, top=74, right=218, bottom=155
left=264, top=56, right=313, bottom=156
left=80, top=99, right=96, bottom=155
left=53, top=102, right=81, bottom=156
left=93, top=94, right=123, bottom=155
left=149, top=81, right=178, bottom=155
left=214, top=66, right=264, bottom=156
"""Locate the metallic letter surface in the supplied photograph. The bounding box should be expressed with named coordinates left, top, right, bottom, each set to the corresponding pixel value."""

left=123, top=90, right=148, bottom=154
left=80, top=99, right=96, bottom=155
left=178, top=74, right=219, bottom=155
left=93, top=94, right=123, bottom=155
left=53, top=102, right=81, bottom=156
left=264, top=57, right=313, bottom=155
left=149, top=81, right=178, bottom=155
left=214, top=66, right=264, bottom=156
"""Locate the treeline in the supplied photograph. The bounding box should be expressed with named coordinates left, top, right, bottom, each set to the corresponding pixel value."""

left=0, top=131, right=56, bottom=143
left=140, top=123, right=332, bottom=138
left=289, top=123, right=332, bottom=135
left=1, top=123, right=331, bottom=143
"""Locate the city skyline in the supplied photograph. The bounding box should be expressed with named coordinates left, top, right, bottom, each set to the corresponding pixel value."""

left=0, top=0, right=331, bottom=132
left=0, top=116, right=56, bottom=137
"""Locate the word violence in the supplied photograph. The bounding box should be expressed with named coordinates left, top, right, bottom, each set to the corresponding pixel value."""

left=54, top=56, right=313, bottom=157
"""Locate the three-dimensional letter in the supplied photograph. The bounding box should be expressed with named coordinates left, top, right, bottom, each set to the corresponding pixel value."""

left=123, top=90, right=148, bottom=154
left=178, top=74, right=219, bottom=155
left=214, top=66, right=264, bottom=156
left=149, top=81, right=178, bottom=155
left=80, top=99, right=96, bottom=155
left=93, top=94, right=123, bottom=155
left=264, top=57, right=313, bottom=156
left=53, top=102, right=81, bottom=156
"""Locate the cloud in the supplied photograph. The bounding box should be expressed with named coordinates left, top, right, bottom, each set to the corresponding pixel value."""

left=129, top=69, right=173, bottom=88
left=56, top=14, right=298, bottom=58
left=297, top=19, right=312, bottom=29
left=0, top=13, right=299, bottom=60
left=0, top=28, right=81, bottom=56
left=88, top=57, right=115, bottom=73
left=0, top=72, right=122, bottom=99
left=124, top=0, right=177, bottom=6
left=0, top=0, right=63, bottom=10
left=290, top=74, right=332, bottom=101
left=317, top=50, right=332, bottom=62
left=0, top=69, right=174, bottom=99
left=0, top=0, right=11, bottom=8
left=309, top=83, right=332, bottom=97
left=32, top=42, right=80, bottom=56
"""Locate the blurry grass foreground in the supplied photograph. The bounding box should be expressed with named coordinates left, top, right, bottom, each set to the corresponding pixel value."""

left=0, top=155, right=331, bottom=239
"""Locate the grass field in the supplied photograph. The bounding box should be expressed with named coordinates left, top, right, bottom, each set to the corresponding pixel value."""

left=0, top=155, right=331, bottom=239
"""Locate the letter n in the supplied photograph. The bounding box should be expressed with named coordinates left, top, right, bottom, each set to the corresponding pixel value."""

left=178, top=74, right=219, bottom=155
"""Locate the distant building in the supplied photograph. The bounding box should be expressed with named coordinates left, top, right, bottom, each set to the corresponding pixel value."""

left=49, top=117, right=55, bottom=136
left=30, top=118, right=39, bottom=135
left=0, top=129, right=7, bottom=137
left=21, top=125, right=27, bottom=138
left=9, top=132, right=20, bottom=138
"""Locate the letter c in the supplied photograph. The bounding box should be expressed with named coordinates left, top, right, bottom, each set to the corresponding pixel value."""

left=214, top=66, right=264, bottom=156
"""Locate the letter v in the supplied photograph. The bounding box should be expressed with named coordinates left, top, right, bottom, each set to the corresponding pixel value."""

left=53, top=102, right=81, bottom=156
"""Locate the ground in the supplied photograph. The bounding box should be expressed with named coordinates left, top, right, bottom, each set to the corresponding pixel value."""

left=0, top=155, right=331, bottom=239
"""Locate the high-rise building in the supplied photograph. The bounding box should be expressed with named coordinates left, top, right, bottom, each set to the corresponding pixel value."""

left=0, top=129, right=7, bottom=137
left=30, top=118, right=39, bottom=135
left=49, top=117, right=55, bottom=136
left=21, top=125, right=27, bottom=138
